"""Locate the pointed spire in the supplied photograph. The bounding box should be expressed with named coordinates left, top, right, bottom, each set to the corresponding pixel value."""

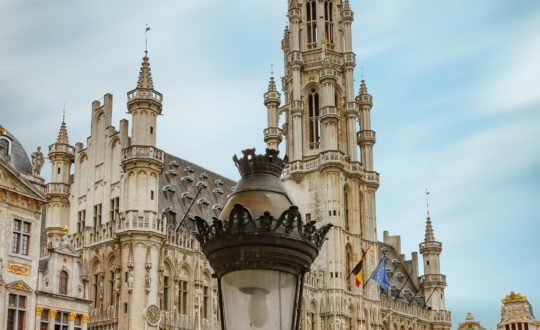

left=344, top=0, right=351, bottom=11
left=424, top=211, right=436, bottom=242
left=359, top=79, right=368, bottom=95
left=267, top=65, right=278, bottom=92
left=136, top=51, right=154, bottom=90
left=56, top=119, right=69, bottom=145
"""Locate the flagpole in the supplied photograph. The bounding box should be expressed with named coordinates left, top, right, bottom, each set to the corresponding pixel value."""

left=346, top=244, right=372, bottom=280
left=408, top=290, right=418, bottom=306
left=422, top=284, right=441, bottom=309
left=362, top=256, right=386, bottom=289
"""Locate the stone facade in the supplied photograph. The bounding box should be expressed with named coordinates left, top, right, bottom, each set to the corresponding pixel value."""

left=457, top=313, right=486, bottom=330
left=2, top=1, right=454, bottom=329
left=497, top=292, right=538, bottom=330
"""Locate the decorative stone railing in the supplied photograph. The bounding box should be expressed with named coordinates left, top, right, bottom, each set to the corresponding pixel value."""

left=320, top=106, right=339, bottom=120
left=122, top=145, right=164, bottom=163
left=357, top=130, right=376, bottom=144
left=358, top=94, right=373, bottom=105
left=283, top=151, right=372, bottom=180
left=88, top=306, right=118, bottom=327
left=116, top=210, right=167, bottom=235
left=380, top=295, right=432, bottom=321
left=344, top=52, right=356, bottom=66
left=127, top=88, right=163, bottom=103
left=320, top=68, right=337, bottom=80
left=166, top=228, right=198, bottom=251
left=263, top=127, right=283, bottom=138
left=45, top=183, right=70, bottom=195
left=419, top=274, right=447, bottom=285
left=48, top=143, right=75, bottom=155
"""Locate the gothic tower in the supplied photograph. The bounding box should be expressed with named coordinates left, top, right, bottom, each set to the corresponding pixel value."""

left=117, top=51, right=166, bottom=329
left=264, top=0, right=381, bottom=326
left=45, top=119, right=75, bottom=248
left=419, top=211, right=447, bottom=312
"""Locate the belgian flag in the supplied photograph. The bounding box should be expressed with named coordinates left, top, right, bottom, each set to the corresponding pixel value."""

left=351, top=259, right=363, bottom=288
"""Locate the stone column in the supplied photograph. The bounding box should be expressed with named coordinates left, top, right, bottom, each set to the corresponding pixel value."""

left=82, top=314, right=89, bottom=330
left=48, top=309, right=57, bottom=330
left=35, top=307, right=43, bottom=330
left=69, top=312, right=76, bottom=330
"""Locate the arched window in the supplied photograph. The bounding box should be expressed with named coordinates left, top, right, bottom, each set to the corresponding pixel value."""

left=178, top=267, right=191, bottom=316
left=306, top=0, right=317, bottom=49
left=344, top=186, right=351, bottom=231
left=0, top=138, right=9, bottom=157
left=346, top=245, right=353, bottom=291
left=59, top=270, right=69, bottom=295
left=324, top=0, right=334, bottom=48
left=308, top=90, right=320, bottom=149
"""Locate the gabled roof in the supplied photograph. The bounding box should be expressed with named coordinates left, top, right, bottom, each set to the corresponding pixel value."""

left=0, top=157, right=46, bottom=201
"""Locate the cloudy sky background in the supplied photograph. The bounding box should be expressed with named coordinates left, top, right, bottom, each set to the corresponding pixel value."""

left=1, top=0, right=539, bottom=327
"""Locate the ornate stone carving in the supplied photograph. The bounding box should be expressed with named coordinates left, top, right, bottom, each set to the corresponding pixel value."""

left=69, top=312, right=77, bottom=321
left=31, top=146, right=45, bottom=176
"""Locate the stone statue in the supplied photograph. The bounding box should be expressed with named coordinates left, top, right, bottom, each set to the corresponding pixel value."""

left=31, top=147, right=44, bottom=176
left=98, top=276, right=104, bottom=305
left=113, top=272, right=121, bottom=294
left=175, top=281, right=180, bottom=305
left=145, top=271, right=151, bottom=293
left=127, top=270, right=134, bottom=292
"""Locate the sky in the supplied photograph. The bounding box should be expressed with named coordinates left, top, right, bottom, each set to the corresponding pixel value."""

left=1, top=0, right=539, bottom=328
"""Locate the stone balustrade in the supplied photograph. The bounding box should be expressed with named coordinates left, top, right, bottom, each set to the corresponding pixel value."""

left=283, top=151, right=379, bottom=185
left=320, top=106, right=339, bottom=120
left=357, top=130, right=376, bottom=145
left=45, top=183, right=70, bottom=195
left=48, top=143, right=75, bottom=155
left=116, top=210, right=167, bottom=235
left=419, top=274, right=447, bottom=285
left=127, top=88, right=163, bottom=103
left=122, top=145, right=164, bottom=163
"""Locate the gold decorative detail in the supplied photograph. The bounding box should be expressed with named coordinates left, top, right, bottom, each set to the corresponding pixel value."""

left=82, top=314, right=90, bottom=324
left=35, top=307, right=43, bottom=316
left=69, top=312, right=77, bottom=321
left=8, top=262, right=30, bottom=276
left=502, top=292, right=528, bottom=303
left=49, top=309, right=58, bottom=318
left=0, top=126, right=5, bottom=135
left=15, top=282, right=26, bottom=289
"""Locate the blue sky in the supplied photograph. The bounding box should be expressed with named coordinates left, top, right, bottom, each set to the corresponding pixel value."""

left=1, top=0, right=539, bottom=327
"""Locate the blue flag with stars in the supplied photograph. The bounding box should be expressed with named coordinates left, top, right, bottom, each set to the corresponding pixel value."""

left=372, top=258, right=391, bottom=290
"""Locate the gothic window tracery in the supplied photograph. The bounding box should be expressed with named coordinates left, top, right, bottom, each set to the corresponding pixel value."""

left=306, top=0, right=318, bottom=49
left=344, top=186, right=351, bottom=231
left=308, top=90, right=320, bottom=149
left=324, top=0, right=334, bottom=48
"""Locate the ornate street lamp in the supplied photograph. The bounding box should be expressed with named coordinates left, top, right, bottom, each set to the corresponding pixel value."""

left=193, top=149, right=332, bottom=330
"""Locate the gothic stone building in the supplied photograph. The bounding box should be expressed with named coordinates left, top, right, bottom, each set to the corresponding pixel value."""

left=7, top=0, right=453, bottom=329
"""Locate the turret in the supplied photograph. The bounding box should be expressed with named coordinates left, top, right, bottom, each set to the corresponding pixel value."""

left=45, top=119, right=75, bottom=248
left=419, top=210, right=447, bottom=311
left=263, top=74, right=282, bottom=150
left=127, top=51, right=163, bottom=147
left=356, top=80, right=376, bottom=170
left=118, top=50, right=166, bottom=330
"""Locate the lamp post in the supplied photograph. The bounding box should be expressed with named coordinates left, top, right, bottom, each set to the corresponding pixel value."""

left=193, top=148, right=332, bottom=330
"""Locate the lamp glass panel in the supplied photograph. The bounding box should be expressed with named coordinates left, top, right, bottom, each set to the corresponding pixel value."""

left=222, top=270, right=297, bottom=330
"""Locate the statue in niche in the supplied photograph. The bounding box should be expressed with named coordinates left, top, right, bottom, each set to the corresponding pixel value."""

left=145, top=271, right=151, bottom=293
left=31, top=147, right=45, bottom=177
left=127, top=270, right=134, bottom=292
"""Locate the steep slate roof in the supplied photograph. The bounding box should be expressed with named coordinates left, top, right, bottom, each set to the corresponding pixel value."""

left=158, top=152, right=237, bottom=230
left=0, top=126, right=33, bottom=175
left=378, top=242, right=425, bottom=307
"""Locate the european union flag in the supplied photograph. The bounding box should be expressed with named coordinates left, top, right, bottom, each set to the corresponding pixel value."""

left=372, top=258, right=391, bottom=291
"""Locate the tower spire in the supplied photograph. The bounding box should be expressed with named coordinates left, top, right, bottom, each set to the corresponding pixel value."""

left=56, top=118, right=69, bottom=145
left=424, top=189, right=435, bottom=241
left=136, top=51, right=154, bottom=90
